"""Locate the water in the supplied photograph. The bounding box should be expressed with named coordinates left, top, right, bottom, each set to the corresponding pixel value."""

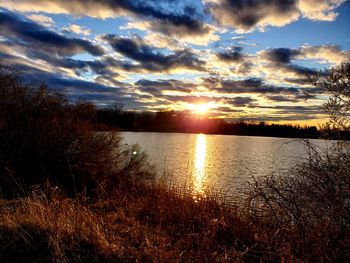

left=121, top=132, right=331, bottom=199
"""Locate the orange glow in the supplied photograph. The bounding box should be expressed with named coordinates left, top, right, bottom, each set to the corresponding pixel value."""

left=187, top=102, right=215, bottom=115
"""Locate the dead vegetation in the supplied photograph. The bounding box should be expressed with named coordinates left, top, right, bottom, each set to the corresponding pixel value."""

left=0, top=63, right=350, bottom=262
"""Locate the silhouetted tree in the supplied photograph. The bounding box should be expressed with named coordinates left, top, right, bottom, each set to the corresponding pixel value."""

left=247, top=61, right=350, bottom=261
left=0, top=66, right=153, bottom=197
left=309, top=60, right=350, bottom=139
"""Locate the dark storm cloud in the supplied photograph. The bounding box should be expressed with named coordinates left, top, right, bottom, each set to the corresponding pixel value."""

left=216, top=46, right=244, bottom=62
left=263, top=48, right=300, bottom=64
left=104, top=35, right=205, bottom=71
left=0, top=10, right=104, bottom=57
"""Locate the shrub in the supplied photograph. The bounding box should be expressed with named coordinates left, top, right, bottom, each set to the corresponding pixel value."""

left=0, top=66, right=154, bottom=197
left=247, top=142, right=350, bottom=261
left=308, top=60, right=350, bottom=139
left=247, top=61, right=350, bottom=261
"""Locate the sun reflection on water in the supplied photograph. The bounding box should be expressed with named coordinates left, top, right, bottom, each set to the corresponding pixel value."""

left=193, top=134, right=206, bottom=200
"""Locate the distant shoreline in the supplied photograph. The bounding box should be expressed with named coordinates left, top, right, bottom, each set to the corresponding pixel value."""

left=116, top=128, right=322, bottom=140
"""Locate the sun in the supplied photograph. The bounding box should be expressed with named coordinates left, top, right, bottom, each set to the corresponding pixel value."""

left=198, top=103, right=210, bottom=114
left=188, top=102, right=215, bottom=115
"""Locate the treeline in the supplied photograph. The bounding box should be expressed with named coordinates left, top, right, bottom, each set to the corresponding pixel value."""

left=97, top=107, right=320, bottom=139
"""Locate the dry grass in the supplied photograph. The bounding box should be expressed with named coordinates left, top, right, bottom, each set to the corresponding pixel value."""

left=0, top=185, right=262, bottom=263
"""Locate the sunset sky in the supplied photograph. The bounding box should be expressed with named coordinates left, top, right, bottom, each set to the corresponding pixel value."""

left=1, top=0, right=350, bottom=124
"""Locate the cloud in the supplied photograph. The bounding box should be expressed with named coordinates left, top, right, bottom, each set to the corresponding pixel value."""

left=0, top=10, right=104, bottom=57
left=206, top=0, right=300, bottom=32
left=125, top=29, right=184, bottom=50
left=2, top=0, right=209, bottom=37
left=260, top=48, right=300, bottom=64
left=229, top=96, right=256, bottom=106
left=103, top=35, right=206, bottom=72
left=26, top=14, right=54, bottom=27
left=205, top=0, right=345, bottom=32
left=121, top=20, right=219, bottom=46
left=210, top=46, right=255, bottom=77
left=1, top=59, right=142, bottom=107
left=135, top=79, right=196, bottom=95
left=214, top=78, right=301, bottom=95
left=161, top=94, right=213, bottom=104
left=216, top=46, right=244, bottom=62
left=62, top=24, right=91, bottom=36
left=262, top=45, right=350, bottom=66
left=256, top=47, right=325, bottom=86
left=298, top=0, right=345, bottom=21
left=297, top=45, right=350, bottom=65
left=250, top=105, right=325, bottom=115
left=200, top=76, right=314, bottom=102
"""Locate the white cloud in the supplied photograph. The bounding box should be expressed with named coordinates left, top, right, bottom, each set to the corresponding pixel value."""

left=63, top=24, right=91, bottom=36
left=298, top=45, right=350, bottom=65
left=299, top=0, right=345, bottom=21
left=26, top=14, right=54, bottom=27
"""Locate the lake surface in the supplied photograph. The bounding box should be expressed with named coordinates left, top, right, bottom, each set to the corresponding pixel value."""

left=121, top=132, right=331, bottom=200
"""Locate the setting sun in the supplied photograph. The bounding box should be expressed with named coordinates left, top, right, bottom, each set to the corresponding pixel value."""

left=188, top=102, right=215, bottom=115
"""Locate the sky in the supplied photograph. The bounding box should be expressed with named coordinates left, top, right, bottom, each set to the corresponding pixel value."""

left=0, top=0, right=350, bottom=124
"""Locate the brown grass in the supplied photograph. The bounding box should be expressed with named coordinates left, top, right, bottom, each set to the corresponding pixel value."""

left=0, top=185, right=260, bottom=263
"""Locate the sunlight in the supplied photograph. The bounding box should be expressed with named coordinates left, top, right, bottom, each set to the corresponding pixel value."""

left=193, top=134, right=206, bottom=200
left=187, top=102, right=215, bottom=115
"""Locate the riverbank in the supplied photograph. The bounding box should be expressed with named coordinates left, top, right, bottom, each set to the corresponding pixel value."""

left=0, top=182, right=302, bottom=263
left=2, top=166, right=349, bottom=263
left=1, top=67, right=349, bottom=262
left=0, top=184, right=257, bottom=263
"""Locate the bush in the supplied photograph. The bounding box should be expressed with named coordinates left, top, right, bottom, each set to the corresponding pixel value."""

left=246, top=61, right=350, bottom=261
left=0, top=66, right=154, bottom=197
left=247, top=142, right=350, bottom=261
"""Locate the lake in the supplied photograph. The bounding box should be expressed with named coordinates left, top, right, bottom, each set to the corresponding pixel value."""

left=121, top=132, right=331, bottom=200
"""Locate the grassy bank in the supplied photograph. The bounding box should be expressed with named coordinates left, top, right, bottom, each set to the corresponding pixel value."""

left=0, top=185, right=256, bottom=263
left=1, top=170, right=349, bottom=263
left=1, top=66, right=349, bottom=262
